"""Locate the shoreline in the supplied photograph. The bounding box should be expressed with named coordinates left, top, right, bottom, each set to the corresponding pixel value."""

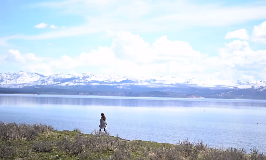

left=2, top=93, right=266, bottom=101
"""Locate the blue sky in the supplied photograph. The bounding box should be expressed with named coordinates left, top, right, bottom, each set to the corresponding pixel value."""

left=0, top=0, right=266, bottom=81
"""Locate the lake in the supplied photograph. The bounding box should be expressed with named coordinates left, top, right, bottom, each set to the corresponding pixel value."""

left=0, top=94, right=266, bottom=153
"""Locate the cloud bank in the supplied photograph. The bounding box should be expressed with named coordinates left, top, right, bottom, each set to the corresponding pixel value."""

left=2, top=31, right=266, bottom=81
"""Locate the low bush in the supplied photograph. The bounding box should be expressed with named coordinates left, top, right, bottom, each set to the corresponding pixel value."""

left=0, top=144, right=16, bottom=159
left=0, top=121, right=53, bottom=141
left=56, top=136, right=84, bottom=155
left=32, top=140, right=53, bottom=153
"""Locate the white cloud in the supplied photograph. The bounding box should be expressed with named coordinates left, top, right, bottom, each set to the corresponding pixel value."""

left=3, top=32, right=266, bottom=80
left=23, top=63, right=53, bottom=76
left=34, top=22, right=48, bottom=29
left=216, top=40, right=266, bottom=80
left=24, top=53, right=43, bottom=63
left=225, top=29, right=249, bottom=40
left=9, top=31, right=205, bottom=77
left=225, top=40, right=250, bottom=51
left=4, top=49, right=43, bottom=64
left=111, top=31, right=152, bottom=63
left=50, top=25, right=58, bottom=29
left=42, top=32, right=206, bottom=77
left=109, top=31, right=202, bottom=64
left=4, top=49, right=26, bottom=63
left=152, top=36, right=201, bottom=58
left=252, top=21, right=266, bottom=43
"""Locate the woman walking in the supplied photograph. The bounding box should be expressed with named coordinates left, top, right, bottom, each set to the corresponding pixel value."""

left=99, top=113, right=107, bottom=132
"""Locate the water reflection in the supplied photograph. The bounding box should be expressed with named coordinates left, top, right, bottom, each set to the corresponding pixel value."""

left=1, top=94, right=266, bottom=107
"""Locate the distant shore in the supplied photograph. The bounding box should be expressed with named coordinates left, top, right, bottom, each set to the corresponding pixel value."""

left=2, top=92, right=266, bottom=101
left=1, top=85, right=266, bottom=100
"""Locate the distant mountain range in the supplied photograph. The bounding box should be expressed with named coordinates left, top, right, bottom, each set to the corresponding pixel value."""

left=1, top=71, right=266, bottom=89
left=0, top=71, right=266, bottom=99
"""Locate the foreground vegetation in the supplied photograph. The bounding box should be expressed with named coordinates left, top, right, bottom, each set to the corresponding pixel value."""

left=0, top=122, right=265, bottom=160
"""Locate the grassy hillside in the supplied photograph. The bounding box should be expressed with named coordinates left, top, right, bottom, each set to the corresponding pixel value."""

left=0, top=122, right=265, bottom=160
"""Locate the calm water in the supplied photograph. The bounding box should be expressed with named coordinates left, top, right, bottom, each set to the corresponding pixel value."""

left=0, top=94, right=266, bottom=153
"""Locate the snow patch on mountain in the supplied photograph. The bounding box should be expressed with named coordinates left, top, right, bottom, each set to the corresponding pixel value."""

left=0, top=71, right=43, bottom=86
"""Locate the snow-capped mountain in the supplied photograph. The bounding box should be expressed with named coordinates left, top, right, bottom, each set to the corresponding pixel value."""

left=0, top=71, right=266, bottom=89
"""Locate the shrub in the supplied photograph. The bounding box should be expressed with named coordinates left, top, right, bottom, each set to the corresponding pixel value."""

left=56, top=136, right=84, bottom=155
left=32, top=140, right=53, bottom=152
left=17, top=149, right=29, bottom=158
left=250, top=149, right=266, bottom=160
left=77, top=151, right=91, bottom=160
left=0, top=121, right=53, bottom=141
left=0, top=144, right=16, bottom=159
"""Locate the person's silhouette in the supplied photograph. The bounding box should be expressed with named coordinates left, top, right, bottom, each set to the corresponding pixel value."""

left=99, top=113, right=107, bottom=132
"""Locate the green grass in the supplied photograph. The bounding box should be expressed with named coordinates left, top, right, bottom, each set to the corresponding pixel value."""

left=0, top=122, right=265, bottom=160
